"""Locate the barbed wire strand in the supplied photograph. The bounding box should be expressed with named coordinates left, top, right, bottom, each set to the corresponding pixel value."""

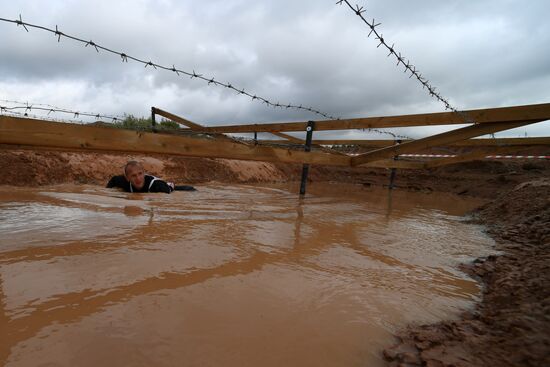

left=0, top=108, right=88, bottom=124
left=0, top=15, right=413, bottom=140
left=336, top=0, right=478, bottom=130
left=0, top=98, right=124, bottom=120
left=0, top=102, right=123, bottom=121
left=1, top=98, right=70, bottom=110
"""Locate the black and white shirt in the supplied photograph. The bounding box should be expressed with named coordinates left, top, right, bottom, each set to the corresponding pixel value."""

left=106, top=174, right=174, bottom=193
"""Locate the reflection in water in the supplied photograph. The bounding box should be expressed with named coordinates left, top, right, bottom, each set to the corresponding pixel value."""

left=293, top=198, right=305, bottom=248
left=0, top=183, right=494, bottom=367
left=385, top=188, right=394, bottom=220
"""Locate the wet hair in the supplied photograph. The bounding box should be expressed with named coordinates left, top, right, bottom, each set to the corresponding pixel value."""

left=124, top=161, right=143, bottom=176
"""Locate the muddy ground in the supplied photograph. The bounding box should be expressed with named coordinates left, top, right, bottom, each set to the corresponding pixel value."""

left=1, top=147, right=549, bottom=366
left=383, top=179, right=550, bottom=367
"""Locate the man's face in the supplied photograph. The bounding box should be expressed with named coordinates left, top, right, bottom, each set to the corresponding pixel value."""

left=125, top=164, right=145, bottom=190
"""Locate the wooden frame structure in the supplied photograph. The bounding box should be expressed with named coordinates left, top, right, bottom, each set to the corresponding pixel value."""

left=1, top=102, right=548, bottom=171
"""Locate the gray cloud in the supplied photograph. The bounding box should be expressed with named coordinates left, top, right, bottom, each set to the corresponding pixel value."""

left=0, top=0, right=549, bottom=139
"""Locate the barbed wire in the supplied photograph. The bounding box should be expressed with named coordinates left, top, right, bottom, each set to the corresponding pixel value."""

left=0, top=15, right=339, bottom=119
left=0, top=100, right=124, bottom=121
left=0, top=108, right=89, bottom=124
left=336, top=0, right=476, bottom=127
left=0, top=14, right=415, bottom=140
left=1, top=98, right=65, bottom=110
left=0, top=98, right=123, bottom=120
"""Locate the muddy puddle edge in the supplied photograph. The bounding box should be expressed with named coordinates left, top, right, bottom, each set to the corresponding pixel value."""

left=383, top=179, right=550, bottom=367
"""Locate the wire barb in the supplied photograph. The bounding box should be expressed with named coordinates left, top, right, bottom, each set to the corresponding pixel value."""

left=376, top=34, right=384, bottom=48
left=354, top=4, right=366, bottom=16
left=16, top=14, right=29, bottom=32
left=54, top=25, right=63, bottom=42
left=85, top=40, right=99, bottom=52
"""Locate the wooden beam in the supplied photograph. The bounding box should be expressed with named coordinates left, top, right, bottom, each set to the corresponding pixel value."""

left=261, top=139, right=399, bottom=146
left=0, top=116, right=351, bottom=167
left=198, top=102, right=550, bottom=133
left=260, top=135, right=422, bottom=167
left=256, top=136, right=424, bottom=168
left=351, top=120, right=543, bottom=166
left=451, top=137, right=550, bottom=146
left=270, top=132, right=303, bottom=144
left=153, top=107, right=252, bottom=146
left=269, top=132, right=348, bottom=156
left=153, top=107, right=204, bottom=130
left=362, top=160, right=427, bottom=169
left=257, top=137, right=550, bottom=147
left=425, top=146, right=534, bottom=168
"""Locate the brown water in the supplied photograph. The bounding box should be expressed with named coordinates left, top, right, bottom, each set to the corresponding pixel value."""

left=0, top=183, right=494, bottom=367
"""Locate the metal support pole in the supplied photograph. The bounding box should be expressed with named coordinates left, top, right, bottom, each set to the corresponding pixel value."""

left=254, top=131, right=257, bottom=145
left=389, top=139, right=402, bottom=190
left=299, top=121, right=315, bottom=196
left=151, top=107, right=157, bottom=133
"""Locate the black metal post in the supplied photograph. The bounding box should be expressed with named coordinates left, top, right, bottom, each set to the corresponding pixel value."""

left=151, top=107, right=157, bottom=133
left=389, top=139, right=402, bottom=190
left=299, top=121, right=315, bottom=196
left=254, top=131, right=257, bottom=145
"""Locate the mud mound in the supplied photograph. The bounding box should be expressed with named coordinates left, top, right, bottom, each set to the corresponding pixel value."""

left=477, top=179, right=550, bottom=244
left=0, top=150, right=73, bottom=185
left=384, top=180, right=550, bottom=367
left=0, top=149, right=295, bottom=187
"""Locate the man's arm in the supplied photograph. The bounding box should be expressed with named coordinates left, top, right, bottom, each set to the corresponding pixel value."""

left=107, top=175, right=129, bottom=191
left=148, top=179, right=174, bottom=193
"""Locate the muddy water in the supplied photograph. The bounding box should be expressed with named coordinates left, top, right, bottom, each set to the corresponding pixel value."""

left=0, top=183, right=494, bottom=367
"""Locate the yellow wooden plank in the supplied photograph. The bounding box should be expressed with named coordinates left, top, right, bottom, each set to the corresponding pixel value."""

left=270, top=132, right=303, bottom=144
left=269, top=132, right=348, bottom=156
left=361, top=160, right=426, bottom=169
left=153, top=107, right=204, bottom=130
left=0, top=116, right=351, bottom=167
left=258, top=137, right=550, bottom=147
left=351, top=120, right=543, bottom=166
left=425, top=146, right=544, bottom=168
left=452, top=137, right=550, bottom=146
left=153, top=107, right=252, bottom=146
left=198, top=102, right=550, bottom=133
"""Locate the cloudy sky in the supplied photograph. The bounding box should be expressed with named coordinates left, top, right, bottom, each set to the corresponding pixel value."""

left=1, top=0, right=549, bottom=140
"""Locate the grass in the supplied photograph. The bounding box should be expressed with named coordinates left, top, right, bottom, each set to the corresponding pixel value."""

left=113, top=114, right=180, bottom=131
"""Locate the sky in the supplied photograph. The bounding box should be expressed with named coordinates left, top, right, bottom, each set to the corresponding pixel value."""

left=0, top=0, right=549, bottom=140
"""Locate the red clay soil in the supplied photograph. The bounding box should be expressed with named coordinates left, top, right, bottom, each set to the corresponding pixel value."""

left=1, top=146, right=548, bottom=198
left=1, top=147, right=549, bottom=366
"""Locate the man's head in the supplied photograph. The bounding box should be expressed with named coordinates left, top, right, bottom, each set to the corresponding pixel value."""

left=124, top=161, right=145, bottom=190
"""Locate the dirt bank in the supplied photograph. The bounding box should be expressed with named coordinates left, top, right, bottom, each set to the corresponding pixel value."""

left=1, top=147, right=549, bottom=366
left=1, top=146, right=548, bottom=199
left=384, top=179, right=550, bottom=367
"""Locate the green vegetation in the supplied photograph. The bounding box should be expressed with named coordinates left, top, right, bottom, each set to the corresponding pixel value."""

left=113, top=114, right=180, bottom=131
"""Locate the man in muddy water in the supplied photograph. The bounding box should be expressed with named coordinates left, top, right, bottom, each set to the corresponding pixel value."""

left=107, top=160, right=195, bottom=193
